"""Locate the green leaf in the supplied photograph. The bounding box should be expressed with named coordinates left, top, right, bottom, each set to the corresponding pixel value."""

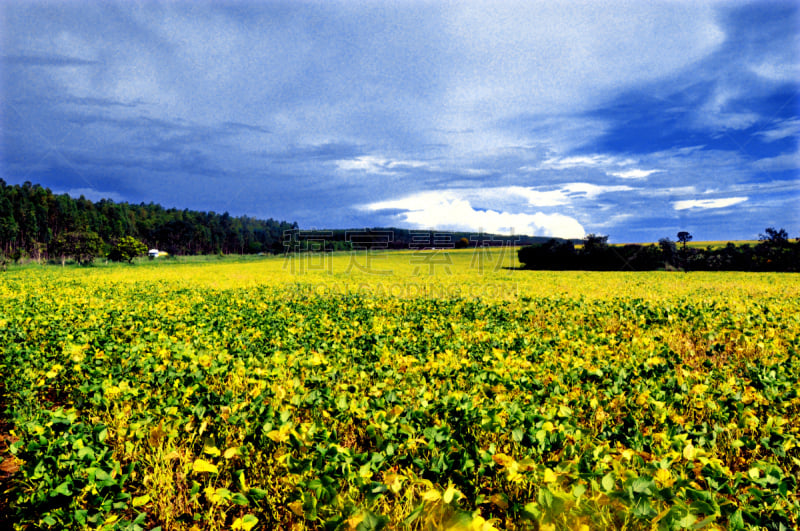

left=231, top=492, right=250, bottom=506
left=356, top=510, right=387, bottom=531
left=247, top=487, right=268, bottom=500
left=51, top=481, right=72, bottom=497
left=537, top=487, right=553, bottom=508
left=729, top=509, right=744, bottom=530
left=631, top=477, right=655, bottom=495
left=602, top=473, right=615, bottom=492
left=240, top=514, right=258, bottom=531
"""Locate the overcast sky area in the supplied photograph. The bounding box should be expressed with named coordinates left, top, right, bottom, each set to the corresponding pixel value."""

left=2, top=1, right=798, bottom=242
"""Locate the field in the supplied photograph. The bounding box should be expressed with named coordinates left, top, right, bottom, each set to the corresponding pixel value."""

left=1, top=248, right=798, bottom=530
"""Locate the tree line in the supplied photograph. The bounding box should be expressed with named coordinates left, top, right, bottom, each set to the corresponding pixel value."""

left=0, top=180, right=297, bottom=262
left=518, top=230, right=800, bottom=272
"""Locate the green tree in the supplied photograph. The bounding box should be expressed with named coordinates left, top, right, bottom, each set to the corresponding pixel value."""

left=658, top=238, right=678, bottom=268
left=50, top=231, right=102, bottom=266
left=108, top=236, right=147, bottom=263
left=677, top=231, right=692, bottom=252
left=759, top=227, right=788, bottom=245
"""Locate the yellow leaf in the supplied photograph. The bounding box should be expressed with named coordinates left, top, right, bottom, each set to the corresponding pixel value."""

left=203, top=444, right=221, bottom=457
left=163, top=450, right=180, bottom=461
left=691, top=384, right=708, bottom=396
left=132, top=494, right=150, bottom=507
left=232, top=515, right=258, bottom=531
left=191, top=458, right=219, bottom=474
left=621, top=449, right=634, bottom=461
left=224, top=447, right=240, bottom=459
left=543, top=468, right=557, bottom=483
left=444, top=483, right=461, bottom=504
left=683, top=443, right=696, bottom=461
left=348, top=513, right=365, bottom=528
left=423, top=489, right=441, bottom=502
left=288, top=500, right=305, bottom=517
left=492, top=453, right=515, bottom=468
left=654, top=468, right=674, bottom=487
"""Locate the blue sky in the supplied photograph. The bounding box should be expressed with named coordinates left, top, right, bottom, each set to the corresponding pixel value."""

left=2, top=0, right=798, bottom=242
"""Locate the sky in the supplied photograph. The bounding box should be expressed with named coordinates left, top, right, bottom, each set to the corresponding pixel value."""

left=1, top=0, right=798, bottom=242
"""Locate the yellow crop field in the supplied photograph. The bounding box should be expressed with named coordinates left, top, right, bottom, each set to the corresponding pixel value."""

left=1, top=249, right=798, bottom=530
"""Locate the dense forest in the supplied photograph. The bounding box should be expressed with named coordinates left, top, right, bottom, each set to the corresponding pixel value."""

left=0, top=180, right=297, bottom=259
left=518, top=231, right=800, bottom=272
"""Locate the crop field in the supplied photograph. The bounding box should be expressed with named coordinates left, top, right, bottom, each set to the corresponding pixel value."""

left=1, top=248, right=799, bottom=530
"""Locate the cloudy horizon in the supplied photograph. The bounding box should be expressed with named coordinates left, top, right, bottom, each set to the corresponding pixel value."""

left=2, top=0, right=798, bottom=242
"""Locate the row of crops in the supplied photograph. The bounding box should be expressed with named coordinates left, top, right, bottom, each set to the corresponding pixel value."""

left=0, top=258, right=799, bottom=529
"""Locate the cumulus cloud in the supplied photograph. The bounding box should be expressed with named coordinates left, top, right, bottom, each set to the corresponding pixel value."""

left=364, top=191, right=585, bottom=238
left=673, top=197, right=748, bottom=210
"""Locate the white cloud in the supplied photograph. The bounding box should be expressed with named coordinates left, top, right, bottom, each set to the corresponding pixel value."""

left=500, top=182, right=635, bottom=207
left=640, top=186, right=698, bottom=197
left=364, top=191, right=585, bottom=238
left=60, top=187, right=125, bottom=203
left=693, top=86, right=761, bottom=132
left=608, top=169, right=661, bottom=179
left=757, top=119, right=800, bottom=142
left=540, top=154, right=617, bottom=170
left=673, top=197, right=748, bottom=210
left=752, top=152, right=800, bottom=171
left=336, top=156, right=390, bottom=172
left=749, top=58, right=800, bottom=83
left=336, top=156, right=432, bottom=174
left=558, top=182, right=635, bottom=201
left=410, top=183, right=635, bottom=209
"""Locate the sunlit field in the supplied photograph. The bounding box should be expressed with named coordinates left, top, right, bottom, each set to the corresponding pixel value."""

left=1, top=249, right=798, bottom=530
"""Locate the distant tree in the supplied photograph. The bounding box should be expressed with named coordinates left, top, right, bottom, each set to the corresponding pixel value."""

left=50, top=231, right=102, bottom=266
left=756, top=227, right=796, bottom=271
left=518, top=239, right=576, bottom=269
left=0, top=195, right=18, bottom=253
left=455, top=237, right=470, bottom=249
left=658, top=238, right=678, bottom=268
left=582, top=233, right=609, bottom=253
left=759, top=227, right=788, bottom=245
left=580, top=234, right=611, bottom=269
left=108, top=236, right=147, bottom=263
left=677, top=231, right=692, bottom=252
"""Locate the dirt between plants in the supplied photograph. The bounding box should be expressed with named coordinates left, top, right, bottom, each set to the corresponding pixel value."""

left=0, top=380, right=20, bottom=528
